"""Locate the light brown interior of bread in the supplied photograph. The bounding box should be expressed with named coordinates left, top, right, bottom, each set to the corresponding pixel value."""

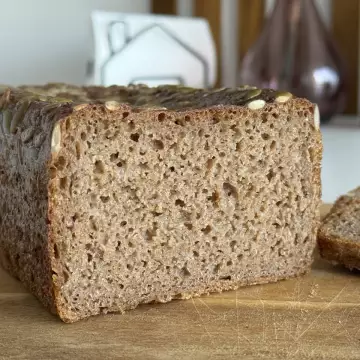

left=320, top=192, right=360, bottom=244
left=48, top=102, right=320, bottom=321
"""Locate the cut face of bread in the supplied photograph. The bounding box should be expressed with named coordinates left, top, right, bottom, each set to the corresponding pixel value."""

left=0, top=84, right=322, bottom=322
left=318, top=187, right=360, bottom=270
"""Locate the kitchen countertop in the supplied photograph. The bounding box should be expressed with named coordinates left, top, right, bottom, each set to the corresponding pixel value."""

left=0, top=205, right=360, bottom=360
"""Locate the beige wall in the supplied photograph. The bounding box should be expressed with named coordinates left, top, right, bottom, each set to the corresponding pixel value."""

left=0, top=0, right=149, bottom=85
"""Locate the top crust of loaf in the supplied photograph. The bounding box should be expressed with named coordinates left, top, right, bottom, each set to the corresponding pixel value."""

left=0, top=83, right=313, bottom=112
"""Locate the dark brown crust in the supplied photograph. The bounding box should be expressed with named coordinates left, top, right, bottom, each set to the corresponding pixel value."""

left=3, top=83, right=297, bottom=111
left=318, top=233, right=360, bottom=271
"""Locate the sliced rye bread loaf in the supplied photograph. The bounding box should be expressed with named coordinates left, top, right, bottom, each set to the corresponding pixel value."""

left=318, top=187, right=360, bottom=270
left=0, top=84, right=322, bottom=322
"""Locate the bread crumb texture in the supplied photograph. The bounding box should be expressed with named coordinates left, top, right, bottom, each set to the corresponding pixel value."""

left=0, top=84, right=321, bottom=322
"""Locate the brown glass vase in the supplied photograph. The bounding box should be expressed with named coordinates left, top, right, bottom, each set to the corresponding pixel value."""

left=238, top=0, right=347, bottom=123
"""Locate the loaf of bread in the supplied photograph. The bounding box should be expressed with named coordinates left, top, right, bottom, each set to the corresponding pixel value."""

left=0, top=84, right=322, bottom=322
left=318, top=187, right=360, bottom=270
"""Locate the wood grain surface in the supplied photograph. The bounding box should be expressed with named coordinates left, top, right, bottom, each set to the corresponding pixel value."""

left=1, top=205, right=360, bottom=360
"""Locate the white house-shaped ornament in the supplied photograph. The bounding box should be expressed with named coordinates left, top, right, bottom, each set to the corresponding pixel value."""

left=90, top=11, right=217, bottom=88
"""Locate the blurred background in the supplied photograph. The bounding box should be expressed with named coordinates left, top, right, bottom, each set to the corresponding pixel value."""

left=0, top=0, right=358, bottom=203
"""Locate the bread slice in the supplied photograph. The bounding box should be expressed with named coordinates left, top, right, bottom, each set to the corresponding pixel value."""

left=0, top=84, right=322, bottom=322
left=318, top=187, right=360, bottom=270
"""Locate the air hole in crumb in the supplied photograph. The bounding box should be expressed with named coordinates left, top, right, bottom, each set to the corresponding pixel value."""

left=206, top=158, right=215, bottom=171
left=175, top=119, right=185, bottom=126
left=227, top=260, right=233, bottom=266
left=181, top=266, right=191, bottom=277
left=81, top=132, right=86, bottom=141
left=55, top=156, right=66, bottom=171
left=128, top=241, right=134, bottom=248
left=100, top=195, right=110, bottom=203
left=116, top=161, right=123, bottom=168
left=201, top=225, right=212, bottom=234
left=87, top=253, right=93, bottom=262
left=59, top=177, right=67, bottom=190
left=158, top=113, right=166, bottom=122
left=212, top=116, right=220, bottom=124
left=115, top=240, right=121, bottom=252
left=272, top=222, right=281, bottom=229
left=209, top=190, right=219, bottom=207
left=153, top=140, right=164, bottom=150
left=123, top=112, right=130, bottom=119
left=130, top=133, right=140, bottom=142
left=204, top=141, right=210, bottom=150
left=219, top=152, right=225, bottom=157
left=127, top=121, right=135, bottom=132
left=184, top=223, right=193, bottom=230
left=63, top=271, right=69, bottom=283
left=270, top=140, right=276, bottom=151
left=94, top=160, right=105, bottom=174
left=214, top=264, right=220, bottom=274
left=223, top=182, right=238, bottom=199
left=236, top=141, right=242, bottom=152
left=129, top=146, right=134, bottom=152
left=185, top=115, right=191, bottom=122
left=230, top=240, right=236, bottom=251
left=53, top=244, right=59, bottom=259
left=139, top=162, right=149, bottom=170
left=266, top=169, right=275, bottom=182
left=87, top=141, right=91, bottom=149
left=145, top=229, right=154, bottom=241
left=237, top=254, right=243, bottom=261
left=261, top=133, right=270, bottom=140
left=169, top=166, right=175, bottom=172
left=175, top=199, right=185, bottom=207
left=65, top=118, right=71, bottom=131
left=193, top=251, right=199, bottom=257
left=220, top=275, right=232, bottom=281
left=126, top=264, right=133, bottom=270
left=75, top=142, right=81, bottom=160
left=110, top=152, right=119, bottom=162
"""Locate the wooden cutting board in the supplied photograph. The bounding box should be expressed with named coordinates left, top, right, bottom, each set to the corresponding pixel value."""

left=1, top=205, right=360, bottom=360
